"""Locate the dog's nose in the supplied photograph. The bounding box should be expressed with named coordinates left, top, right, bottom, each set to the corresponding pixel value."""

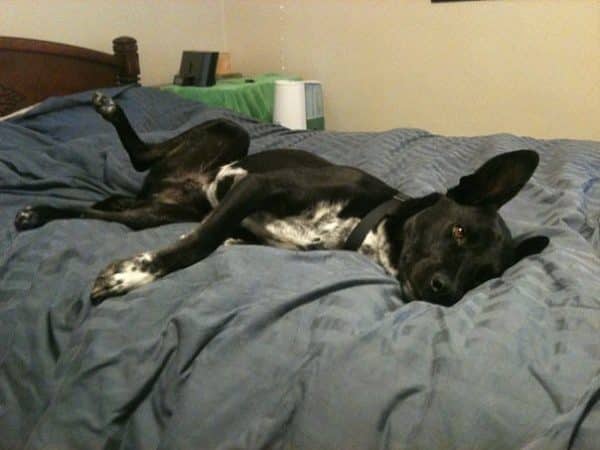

left=430, top=272, right=451, bottom=294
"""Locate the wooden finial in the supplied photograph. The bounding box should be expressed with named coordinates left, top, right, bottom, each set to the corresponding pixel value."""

left=113, top=36, right=140, bottom=85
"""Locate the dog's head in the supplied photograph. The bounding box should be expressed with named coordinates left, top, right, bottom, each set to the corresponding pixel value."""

left=391, top=150, right=548, bottom=306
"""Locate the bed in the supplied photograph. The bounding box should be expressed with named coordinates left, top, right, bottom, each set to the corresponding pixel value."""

left=0, top=36, right=599, bottom=450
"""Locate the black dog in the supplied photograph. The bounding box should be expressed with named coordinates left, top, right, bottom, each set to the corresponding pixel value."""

left=14, top=93, right=548, bottom=305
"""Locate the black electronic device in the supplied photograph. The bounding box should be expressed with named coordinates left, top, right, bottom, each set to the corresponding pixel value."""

left=173, top=51, right=219, bottom=87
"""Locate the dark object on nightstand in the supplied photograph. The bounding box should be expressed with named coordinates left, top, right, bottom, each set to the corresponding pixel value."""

left=173, top=51, right=219, bottom=87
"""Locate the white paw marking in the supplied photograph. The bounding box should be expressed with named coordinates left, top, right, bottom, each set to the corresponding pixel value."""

left=17, top=207, right=33, bottom=221
left=92, top=252, right=157, bottom=301
left=102, top=103, right=116, bottom=115
left=111, top=253, right=156, bottom=288
left=92, top=92, right=117, bottom=115
left=15, top=206, right=43, bottom=230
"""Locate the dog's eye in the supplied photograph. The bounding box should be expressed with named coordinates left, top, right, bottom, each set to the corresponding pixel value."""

left=452, top=224, right=466, bottom=243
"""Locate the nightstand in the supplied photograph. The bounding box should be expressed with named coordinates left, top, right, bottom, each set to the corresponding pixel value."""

left=160, top=73, right=301, bottom=123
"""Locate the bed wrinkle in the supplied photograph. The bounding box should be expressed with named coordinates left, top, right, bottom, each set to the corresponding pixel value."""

left=376, top=386, right=424, bottom=442
left=35, top=337, right=179, bottom=444
left=522, top=373, right=600, bottom=450
left=174, top=310, right=239, bottom=378
left=0, top=120, right=60, bottom=146
left=221, top=382, right=300, bottom=450
left=243, top=341, right=329, bottom=448
left=251, top=128, right=320, bottom=151
left=45, top=309, right=61, bottom=362
left=566, top=375, right=600, bottom=450
left=255, top=369, right=311, bottom=448
left=117, top=344, right=177, bottom=413
left=528, top=365, right=564, bottom=414
left=405, top=307, right=455, bottom=444
left=248, top=276, right=397, bottom=332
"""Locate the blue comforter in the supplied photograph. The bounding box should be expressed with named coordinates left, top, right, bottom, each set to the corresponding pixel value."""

left=1, top=86, right=599, bottom=450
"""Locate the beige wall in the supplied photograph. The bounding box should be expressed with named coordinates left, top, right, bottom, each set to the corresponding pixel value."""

left=224, top=0, right=600, bottom=140
left=2, top=1, right=598, bottom=140
left=1, top=0, right=226, bottom=86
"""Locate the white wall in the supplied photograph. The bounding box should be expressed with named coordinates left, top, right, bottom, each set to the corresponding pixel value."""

left=224, top=0, right=600, bottom=140
left=1, top=0, right=226, bottom=86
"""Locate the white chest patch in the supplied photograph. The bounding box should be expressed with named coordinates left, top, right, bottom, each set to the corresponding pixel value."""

left=357, top=221, right=398, bottom=276
left=243, top=201, right=360, bottom=250
left=242, top=206, right=397, bottom=275
left=202, top=165, right=397, bottom=276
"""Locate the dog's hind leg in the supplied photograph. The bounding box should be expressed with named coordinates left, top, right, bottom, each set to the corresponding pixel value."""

left=14, top=202, right=201, bottom=231
left=92, top=92, right=156, bottom=170
left=92, top=92, right=250, bottom=172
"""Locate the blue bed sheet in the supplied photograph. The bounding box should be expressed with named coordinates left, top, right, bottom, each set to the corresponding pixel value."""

left=1, top=86, right=599, bottom=450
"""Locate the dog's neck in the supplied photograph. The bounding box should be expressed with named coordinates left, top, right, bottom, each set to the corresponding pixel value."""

left=358, top=219, right=399, bottom=276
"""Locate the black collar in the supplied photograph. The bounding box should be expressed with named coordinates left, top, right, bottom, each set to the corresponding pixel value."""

left=343, top=193, right=408, bottom=251
left=343, top=192, right=442, bottom=251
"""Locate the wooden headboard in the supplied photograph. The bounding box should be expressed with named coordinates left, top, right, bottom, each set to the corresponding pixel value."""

left=0, top=36, right=140, bottom=116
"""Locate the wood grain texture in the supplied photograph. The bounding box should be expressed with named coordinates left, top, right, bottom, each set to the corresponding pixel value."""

left=0, top=36, right=140, bottom=116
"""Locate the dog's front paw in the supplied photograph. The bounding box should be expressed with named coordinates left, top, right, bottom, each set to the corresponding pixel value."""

left=92, top=92, right=118, bottom=121
left=14, top=206, right=48, bottom=231
left=90, top=252, right=159, bottom=305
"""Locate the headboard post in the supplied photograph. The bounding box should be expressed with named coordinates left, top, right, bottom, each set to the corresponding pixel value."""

left=113, top=36, right=140, bottom=86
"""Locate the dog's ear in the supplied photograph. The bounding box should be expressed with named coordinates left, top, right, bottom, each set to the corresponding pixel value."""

left=447, top=150, right=539, bottom=209
left=514, top=235, right=549, bottom=264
